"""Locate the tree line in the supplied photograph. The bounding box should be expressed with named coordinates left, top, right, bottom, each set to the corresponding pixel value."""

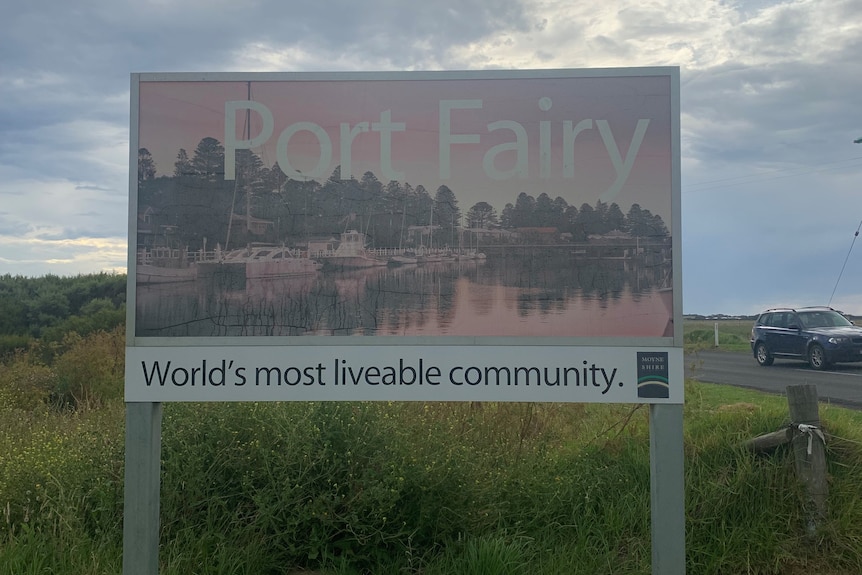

left=0, top=273, right=126, bottom=358
left=138, top=137, right=668, bottom=252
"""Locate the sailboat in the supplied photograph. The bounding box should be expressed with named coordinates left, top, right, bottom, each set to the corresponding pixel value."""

left=388, top=250, right=418, bottom=266
left=215, top=244, right=323, bottom=279
left=198, top=81, right=323, bottom=281
left=416, top=199, right=442, bottom=264
left=136, top=246, right=198, bottom=284
left=388, top=194, right=418, bottom=266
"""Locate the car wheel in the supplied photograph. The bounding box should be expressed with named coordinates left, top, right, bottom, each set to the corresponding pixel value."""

left=808, top=344, right=830, bottom=370
left=755, top=342, right=774, bottom=366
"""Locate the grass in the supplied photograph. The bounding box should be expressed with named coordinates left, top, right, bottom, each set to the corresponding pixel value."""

left=3, top=324, right=862, bottom=574
left=2, top=383, right=862, bottom=574
left=684, top=319, right=754, bottom=352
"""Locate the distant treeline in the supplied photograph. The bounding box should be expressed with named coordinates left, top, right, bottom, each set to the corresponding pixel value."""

left=138, top=140, right=669, bottom=253
left=0, top=273, right=126, bottom=358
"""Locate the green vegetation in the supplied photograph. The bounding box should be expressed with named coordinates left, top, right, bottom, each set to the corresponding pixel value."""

left=2, top=275, right=862, bottom=573
left=684, top=319, right=754, bottom=353
left=0, top=273, right=126, bottom=360
left=4, top=348, right=862, bottom=573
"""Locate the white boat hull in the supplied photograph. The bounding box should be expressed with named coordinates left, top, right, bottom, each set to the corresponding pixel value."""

left=137, top=264, right=197, bottom=284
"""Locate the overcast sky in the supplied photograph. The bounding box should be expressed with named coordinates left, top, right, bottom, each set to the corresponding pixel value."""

left=1, top=0, right=861, bottom=316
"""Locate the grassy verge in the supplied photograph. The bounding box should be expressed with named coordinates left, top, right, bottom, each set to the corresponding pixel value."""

left=684, top=319, right=754, bottom=353
left=3, top=374, right=862, bottom=574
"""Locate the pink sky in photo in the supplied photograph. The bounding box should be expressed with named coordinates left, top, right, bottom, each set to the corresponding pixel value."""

left=138, top=74, right=673, bottom=221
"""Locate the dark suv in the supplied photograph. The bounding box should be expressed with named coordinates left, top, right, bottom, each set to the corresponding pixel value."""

left=750, top=307, right=862, bottom=370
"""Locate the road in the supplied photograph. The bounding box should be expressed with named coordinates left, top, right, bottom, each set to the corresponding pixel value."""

left=684, top=349, right=862, bottom=409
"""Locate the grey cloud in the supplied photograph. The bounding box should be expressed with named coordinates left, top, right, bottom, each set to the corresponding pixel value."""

left=588, top=35, right=632, bottom=59
left=616, top=6, right=715, bottom=37
left=0, top=0, right=534, bottom=187
left=0, top=132, right=125, bottom=187
left=74, top=184, right=116, bottom=193
left=2, top=0, right=862, bottom=312
left=2, top=0, right=531, bottom=80
left=0, top=215, right=31, bottom=236
left=682, top=55, right=862, bottom=170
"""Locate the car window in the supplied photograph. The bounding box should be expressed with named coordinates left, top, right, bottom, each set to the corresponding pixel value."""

left=793, top=311, right=851, bottom=328
left=771, top=313, right=788, bottom=328
left=831, top=312, right=852, bottom=326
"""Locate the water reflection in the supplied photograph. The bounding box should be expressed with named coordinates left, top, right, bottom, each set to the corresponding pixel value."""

left=136, top=252, right=672, bottom=338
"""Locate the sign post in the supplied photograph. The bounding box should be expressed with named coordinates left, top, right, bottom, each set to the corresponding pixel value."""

left=125, top=68, right=684, bottom=574
left=122, top=402, right=162, bottom=575
left=650, top=404, right=686, bottom=572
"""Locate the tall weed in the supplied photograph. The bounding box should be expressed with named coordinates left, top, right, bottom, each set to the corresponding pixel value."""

left=3, top=381, right=862, bottom=573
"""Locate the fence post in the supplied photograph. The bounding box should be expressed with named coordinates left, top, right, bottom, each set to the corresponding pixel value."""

left=786, top=384, right=828, bottom=536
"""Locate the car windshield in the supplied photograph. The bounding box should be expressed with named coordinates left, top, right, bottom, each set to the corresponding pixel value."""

left=798, top=311, right=853, bottom=329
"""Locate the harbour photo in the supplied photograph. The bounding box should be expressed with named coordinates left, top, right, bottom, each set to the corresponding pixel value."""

left=136, top=239, right=672, bottom=337
left=133, top=74, right=675, bottom=339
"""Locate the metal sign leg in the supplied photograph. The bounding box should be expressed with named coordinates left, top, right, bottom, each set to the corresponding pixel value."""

left=123, top=402, right=162, bottom=575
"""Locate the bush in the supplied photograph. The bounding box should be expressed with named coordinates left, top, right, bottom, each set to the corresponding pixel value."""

left=51, top=327, right=125, bottom=409
left=0, top=334, right=32, bottom=360
left=0, top=351, right=57, bottom=410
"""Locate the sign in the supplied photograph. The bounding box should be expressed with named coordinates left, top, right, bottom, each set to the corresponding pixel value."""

left=127, top=68, right=681, bottom=403
left=125, top=345, right=682, bottom=403
left=124, top=70, right=686, bottom=575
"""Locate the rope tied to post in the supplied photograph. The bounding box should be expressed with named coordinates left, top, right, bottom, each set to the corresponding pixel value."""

left=790, top=422, right=826, bottom=456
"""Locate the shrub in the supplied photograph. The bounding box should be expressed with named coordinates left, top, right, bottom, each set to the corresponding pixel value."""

left=51, top=327, right=124, bottom=409
left=0, top=334, right=32, bottom=360
left=0, top=351, right=57, bottom=410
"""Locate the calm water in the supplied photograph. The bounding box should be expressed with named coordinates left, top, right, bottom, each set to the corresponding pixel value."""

left=135, top=252, right=673, bottom=338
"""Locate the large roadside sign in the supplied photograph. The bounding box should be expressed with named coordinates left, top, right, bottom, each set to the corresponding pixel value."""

left=126, top=68, right=682, bottom=404
left=124, top=68, right=686, bottom=575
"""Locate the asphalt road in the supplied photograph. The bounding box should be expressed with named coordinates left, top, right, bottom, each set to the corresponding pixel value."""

left=684, top=349, right=862, bottom=409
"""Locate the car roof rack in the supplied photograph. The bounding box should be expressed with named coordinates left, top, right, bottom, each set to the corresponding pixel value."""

left=762, top=306, right=835, bottom=313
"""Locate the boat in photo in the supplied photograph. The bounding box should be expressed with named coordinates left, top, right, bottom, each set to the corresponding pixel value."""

left=316, top=229, right=388, bottom=270
left=388, top=196, right=418, bottom=266
left=197, top=244, right=322, bottom=280
left=136, top=263, right=197, bottom=284
left=415, top=244, right=443, bottom=264
left=388, top=251, right=418, bottom=266
left=136, top=247, right=197, bottom=284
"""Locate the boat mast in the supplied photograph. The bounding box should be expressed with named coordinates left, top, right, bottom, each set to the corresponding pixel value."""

left=225, top=81, right=252, bottom=251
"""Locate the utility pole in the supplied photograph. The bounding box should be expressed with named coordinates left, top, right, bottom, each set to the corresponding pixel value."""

left=827, top=137, right=862, bottom=305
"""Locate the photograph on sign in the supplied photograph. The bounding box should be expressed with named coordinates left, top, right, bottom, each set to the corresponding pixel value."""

left=133, top=71, right=674, bottom=339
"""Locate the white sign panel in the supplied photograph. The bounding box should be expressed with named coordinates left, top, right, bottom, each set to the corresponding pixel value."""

left=126, top=346, right=682, bottom=403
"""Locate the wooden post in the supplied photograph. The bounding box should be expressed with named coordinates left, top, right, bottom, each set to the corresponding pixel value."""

left=786, top=384, right=828, bottom=536
left=743, top=427, right=792, bottom=453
